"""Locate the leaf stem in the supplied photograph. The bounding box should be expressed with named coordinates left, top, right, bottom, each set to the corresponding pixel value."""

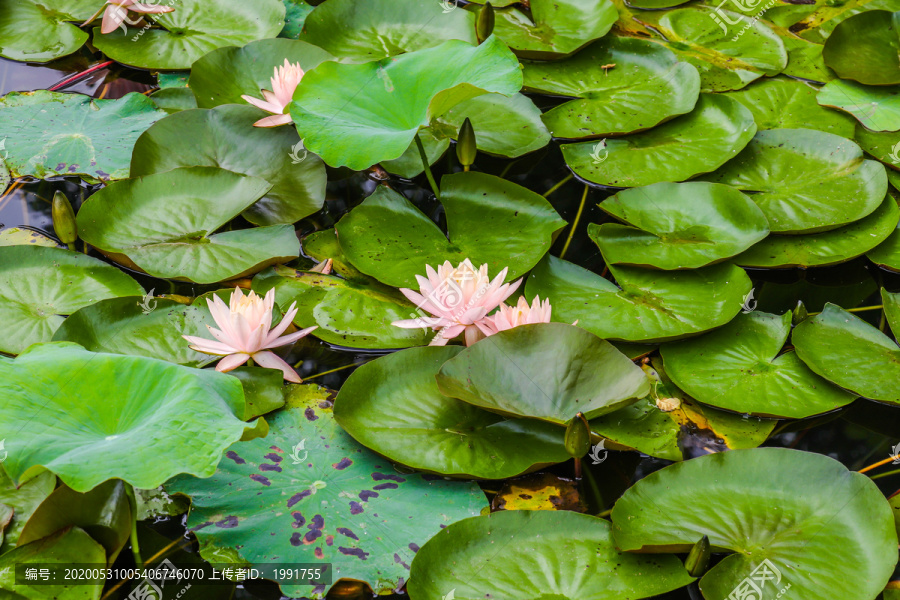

left=858, top=453, right=900, bottom=474
left=542, top=173, right=574, bottom=198
left=559, top=185, right=589, bottom=260
left=414, top=133, right=440, bottom=199
left=869, top=468, right=900, bottom=480
left=808, top=304, right=884, bottom=316
left=48, top=60, right=114, bottom=92
left=300, top=361, right=367, bottom=378
left=123, top=484, right=143, bottom=568
left=596, top=507, right=612, bottom=518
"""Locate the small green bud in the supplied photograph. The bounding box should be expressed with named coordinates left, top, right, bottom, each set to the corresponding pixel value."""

left=564, top=412, right=591, bottom=459
left=792, top=301, right=809, bottom=325
left=685, top=535, right=711, bottom=577
left=51, top=191, right=77, bottom=245
left=456, top=118, right=477, bottom=168
left=476, top=2, right=495, bottom=43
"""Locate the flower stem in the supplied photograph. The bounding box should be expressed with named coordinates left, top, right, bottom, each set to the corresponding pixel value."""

left=123, top=484, right=143, bottom=568
left=559, top=184, right=589, bottom=260
left=869, top=468, right=900, bottom=480
left=48, top=60, right=114, bottom=92
left=414, top=133, right=440, bottom=199
left=809, top=304, right=884, bottom=316
left=542, top=173, right=574, bottom=198
left=858, top=453, right=900, bottom=474
left=301, top=361, right=367, bottom=379
left=596, top=507, right=612, bottom=518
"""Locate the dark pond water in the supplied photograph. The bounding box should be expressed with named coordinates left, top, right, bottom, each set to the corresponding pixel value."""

left=2, top=55, right=898, bottom=600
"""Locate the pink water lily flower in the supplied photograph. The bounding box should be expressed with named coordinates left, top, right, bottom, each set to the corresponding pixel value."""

left=84, top=0, right=174, bottom=35
left=183, top=287, right=317, bottom=383
left=241, top=60, right=305, bottom=127
left=392, top=259, right=521, bottom=347
left=476, top=295, right=553, bottom=336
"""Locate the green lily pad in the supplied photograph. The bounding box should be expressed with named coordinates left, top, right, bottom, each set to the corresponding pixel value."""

left=0, top=503, right=10, bottom=547
left=335, top=346, right=570, bottom=478
left=130, top=105, right=326, bottom=226
left=524, top=255, right=752, bottom=342
left=149, top=87, right=198, bottom=114
left=635, top=7, right=788, bottom=92
left=0, top=245, right=144, bottom=355
left=0, top=0, right=95, bottom=62
left=290, top=36, right=522, bottom=170
left=228, top=366, right=287, bottom=421
left=818, top=80, right=900, bottom=131
left=51, top=296, right=218, bottom=367
left=561, top=94, right=756, bottom=187
left=189, top=38, right=334, bottom=108
left=485, top=0, right=617, bottom=59
left=436, top=323, right=650, bottom=424
left=301, top=230, right=371, bottom=284
left=590, top=181, right=769, bottom=269
left=522, top=37, right=700, bottom=138
left=882, top=288, right=900, bottom=336
left=611, top=448, right=898, bottom=600
left=299, top=0, right=475, bottom=61
left=723, top=77, right=855, bottom=137
left=822, top=10, right=900, bottom=86
left=167, top=384, right=488, bottom=598
left=0, top=342, right=249, bottom=492
left=0, top=91, right=166, bottom=181
left=0, top=466, right=55, bottom=554
left=661, top=311, right=856, bottom=418
left=856, top=126, right=900, bottom=169
left=252, top=265, right=431, bottom=349
left=77, top=166, right=300, bottom=284
left=408, top=510, right=694, bottom=600
left=792, top=303, right=900, bottom=404
left=0, top=227, right=58, bottom=247
left=335, top=173, right=565, bottom=288
left=91, top=0, right=286, bottom=70
left=774, top=26, right=834, bottom=83
left=735, top=192, right=899, bottom=268
left=0, top=526, right=105, bottom=600
left=702, top=129, right=887, bottom=233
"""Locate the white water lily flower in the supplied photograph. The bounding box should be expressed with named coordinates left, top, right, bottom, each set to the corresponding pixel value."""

left=241, top=59, right=305, bottom=127
left=476, top=295, right=553, bottom=336
left=183, top=287, right=316, bottom=383
left=84, top=0, right=174, bottom=35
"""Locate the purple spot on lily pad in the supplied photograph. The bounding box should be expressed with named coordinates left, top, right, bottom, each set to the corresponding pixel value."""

left=336, top=527, right=358, bottom=541
left=310, top=515, right=324, bottom=530
left=349, top=501, right=363, bottom=515
left=292, top=512, right=305, bottom=528
left=373, top=483, right=398, bottom=491
left=333, top=458, right=352, bottom=470
left=226, top=451, right=245, bottom=464
left=359, top=490, right=378, bottom=502
left=215, top=516, right=238, bottom=528
left=264, top=453, right=283, bottom=462
left=290, top=533, right=302, bottom=546
left=259, top=463, right=282, bottom=472
left=304, top=530, right=322, bottom=544
left=372, top=473, right=405, bottom=483
left=287, top=490, right=312, bottom=507
left=250, top=474, right=271, bottom=486
left=409, top=543, right=420, bottom=553
left=339, top=547, right=369, bottom=560
left=304, top=408, right=318, bottom=421
left=315, top=547, right=324, bottom=559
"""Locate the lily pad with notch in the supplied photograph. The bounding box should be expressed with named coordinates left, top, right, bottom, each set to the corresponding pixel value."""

left=822, top=10, right=900, bottom=86
left=856, top=126, right=900, bottom=169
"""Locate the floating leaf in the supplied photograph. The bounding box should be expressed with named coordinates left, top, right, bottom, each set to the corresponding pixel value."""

left=408, top=510, right=694, bottom=600
left=290, top=36, right=522, bottom=170
left=0, top=466, right=55, bottom=554
left=0, top=0, right=95, bottom=62
left=661, top=311, right=855, bottom=418
left=436, top=324, right=650, bottom=424
left=0, top=91, right=165, bottom=181
left=856, top=126, right=900, bottom=170
left=252, top=265, right=431, bottom=349
left=167, top=384, right=488, bottom=598
left=561, top=94, right=756, bottom=187
left=335, top=174, right=565, bottom=287
left=611, top=448, right=898, bottom=600
left=703, top=129, right=887, bottom=233
left=335, top=346, right=569, bottom=478
left=77, top=167, right=300, bottom=284
left=524, top=255, right=752, bottom=342
left=818, top=80, right=900, bottom=132
left=792, top=303, right=900, bottom=405
left=590, top=182, right=769, bottom=269
left=491, top=473, right=586, bottom=512
left=0, top=245, right=144, bottom=355
left=299, top=0, right=475, bottom=61
left=91, top=0, right=286, bottom=70
left=0, top=342, right=248, bottom=492
left=523, top=37, right=700, bottom=138
left=130, top=105, right=326, bottom=226
left=822, top=10, right=900, bottom=86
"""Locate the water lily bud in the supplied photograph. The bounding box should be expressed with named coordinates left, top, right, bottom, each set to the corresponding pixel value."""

left=685, top=535, right=711, bottom=577
left=792, top=301, right=809, bottom=325
left=456, top=118, right=477, bottom=169
left=564, top=412, right=591, bottom=459
left=51, top=191, right=77, bottom=246
left=477, top=2, right=495, bottom=43
left=655, top=396, right=681, bottom=412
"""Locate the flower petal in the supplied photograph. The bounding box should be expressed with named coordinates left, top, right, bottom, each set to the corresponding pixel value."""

left=267, top=325, right=318, bottom=348
left=215, top=353, right=250, bottom=372
left=252, top=351, right=302, bottom=383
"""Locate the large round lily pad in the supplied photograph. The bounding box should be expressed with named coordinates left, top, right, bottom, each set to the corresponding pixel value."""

left=702, top=129, right=887, bottom=234
left=487, top=0, right=617, bottom=59
left=523, top=37, right=700, bottom=138
left=0, top=245, right=144, bottom=355
left=130, top=105, right=326, bottom=226
left=661, top=311, right=856, bottom=417
left=736, top=193, right=899, bottom=268
left=289, top=36, right=522, bottom=170
left=189, top=38, right=335, bottom=108
left=792, top=303, right=900, bottom=404
left=335, top=346, right=570, bottom=478
left=591, top=182, right=769, bottom=269
left=409, top=510, right=694, bottom=600
left=819, top=80, right=900, bottom=132
left=561, top=94, right=756, bottom=187
left=299, top=0, right=475, bottom=61
left=0, top=0, right=94, bottom=62
left=91, top=0, right=286, bottom=70
left=0, top=342, right=248, bottom=492
left=167, top=384, right=488, bottom=598
left=252, top=265, right=431, bottom=349
left=77, top=166, right=300, bottom=284
left=436, top=323, right=650, bottom=423
left=0, top=91, right=166, bottom=181
left=524, top=255, right=752, bottom=342
left=822, top=10, right=900, bottom=86
left=335, top=173, right=565, bottom=287
left=611, top=448, right=898, bottom=600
